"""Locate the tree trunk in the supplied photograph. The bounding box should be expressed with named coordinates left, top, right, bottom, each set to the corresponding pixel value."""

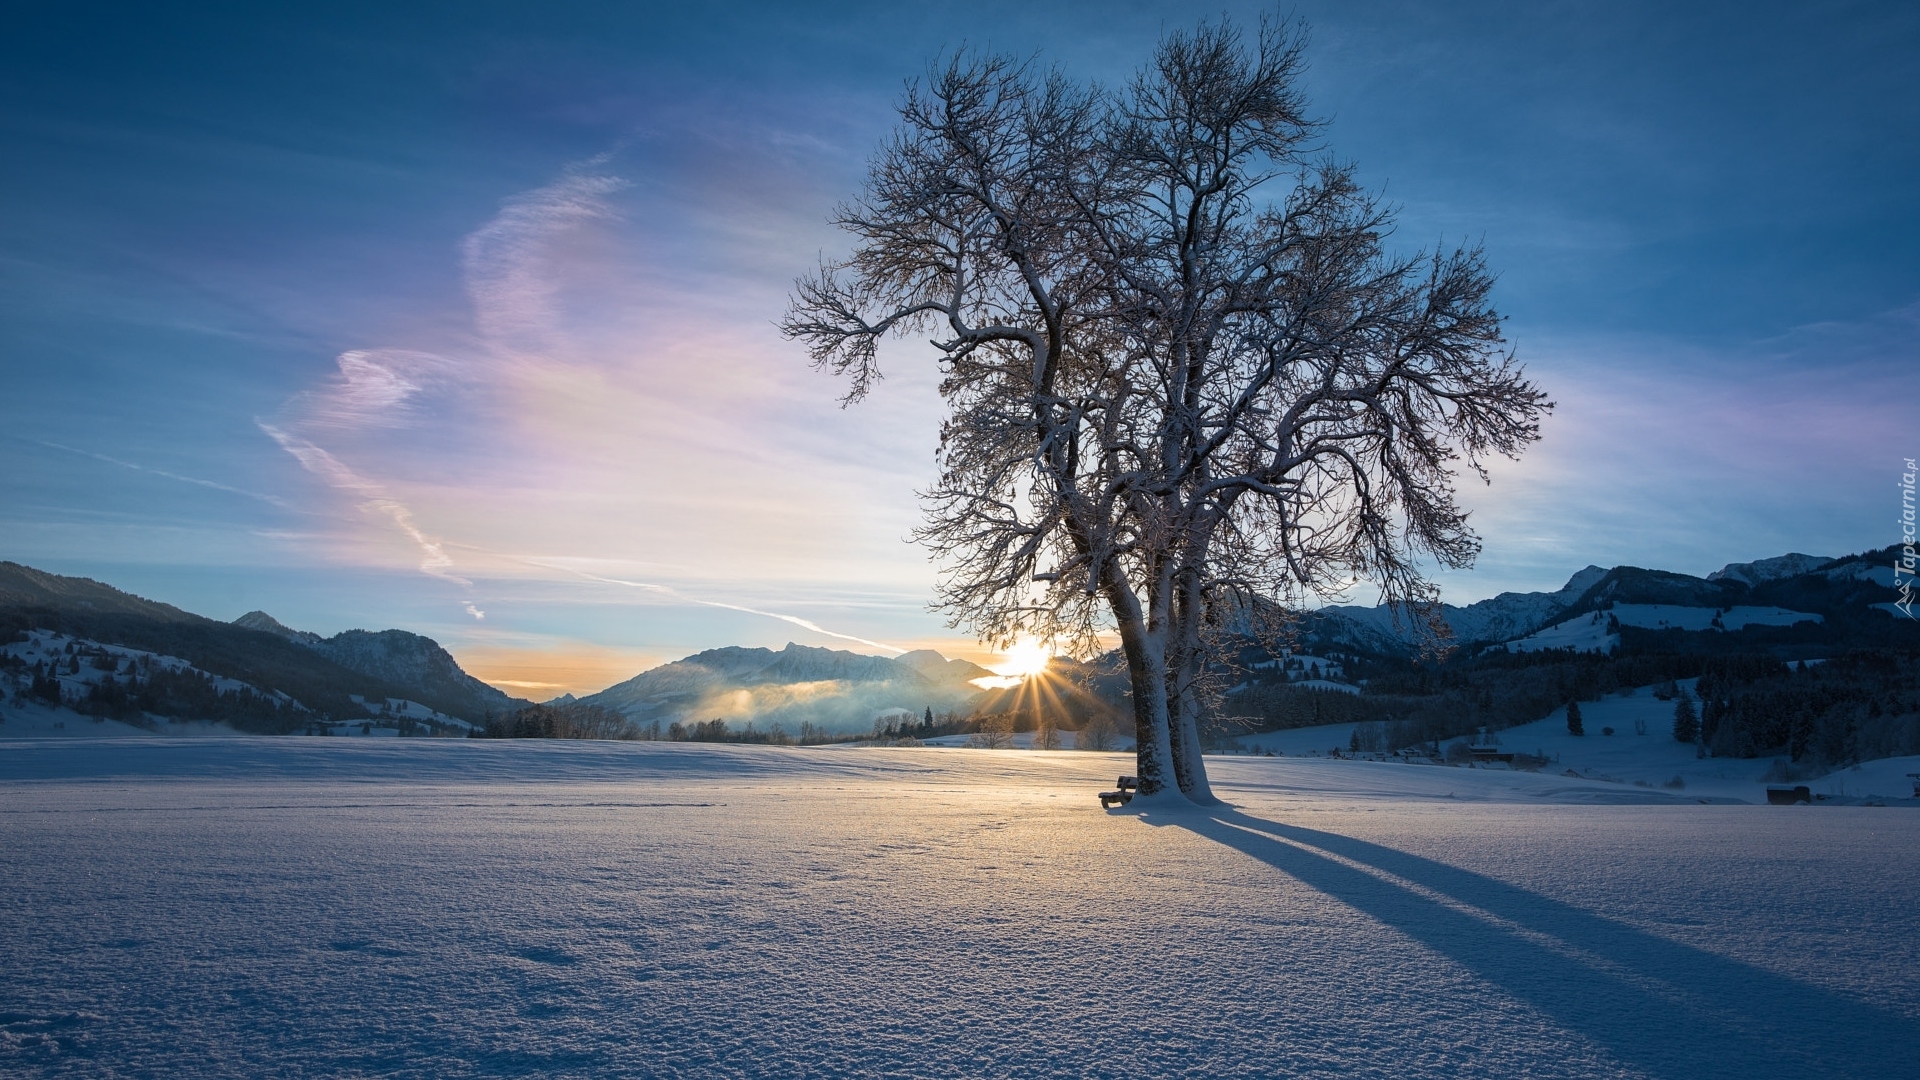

left=1165, top=570, right=1218, bottom=803
left=1168, top=677, right=1217, bottom=803
left=1105, top=575, right=1179, bottom=800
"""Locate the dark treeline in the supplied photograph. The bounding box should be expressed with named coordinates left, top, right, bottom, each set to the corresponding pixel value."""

left=1697, top=650, right=1920, bottom=765
left=1221, top=643, right=1920, bottom=767
left=871, top=708, right=973, bottom=742
left=475, top=702, right=646, bottom=740
left=1221, top=650, right=1706, bottom=750
left=671, top=717, right=855, bottom=744
left=474, top=705, right=976, bottom=745
left=80, top=664, right=296, bottom=733
left=474, top=705, right=869, bottom=744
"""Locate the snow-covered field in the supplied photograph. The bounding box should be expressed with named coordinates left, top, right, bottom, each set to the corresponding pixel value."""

left=1233, top=684, right=1920, bottom=803
left=0, top=697, right=244, bottom=738
left=3, top=738, right=1917, bottom=1078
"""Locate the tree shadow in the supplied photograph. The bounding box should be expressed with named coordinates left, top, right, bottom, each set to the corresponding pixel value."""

left=1145, top=805, right=1916, bottom=1080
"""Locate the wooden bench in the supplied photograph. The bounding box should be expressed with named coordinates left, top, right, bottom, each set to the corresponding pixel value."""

left=1099, top=775, right=1139, bottom=808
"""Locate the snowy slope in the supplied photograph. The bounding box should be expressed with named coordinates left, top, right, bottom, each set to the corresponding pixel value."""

left=1476, top=687, right=1885, bottom=802
left=1, top=630, right=283, bottom=709
left=1, top=738, right=1915, bottom=1079
left=1504, top=610, right=1621, bottom=653
left=2, top=565, right=527, bottom=725
left=1610, top=603, right=1822, bottom=631
left=1708, top=552, right=1834, bottom=585
left=1499, top=603, right=1823, bottom=654
left=1230, top=651, right=1363, bottom=694
left=0, top=698, right=241, bottom=738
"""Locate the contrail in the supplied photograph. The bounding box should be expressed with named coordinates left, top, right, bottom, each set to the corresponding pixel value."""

left=28, top=437, right=298, bottom=509
left=257, top=421, right=476, bottom=595
left=526, top=559, right=904, bottom=655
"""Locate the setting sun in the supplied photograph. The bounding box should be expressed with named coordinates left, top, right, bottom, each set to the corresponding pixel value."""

left=994, top=638, right=1053, bottom=679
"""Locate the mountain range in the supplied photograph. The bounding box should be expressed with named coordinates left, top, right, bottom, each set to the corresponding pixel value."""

left=0, top=562, right=528, bottom=730
left=1302, top=548, right=1909, bottom=657
left=231, top=609, right=520, bottom=721
left=577, top=642, right=995, bottom=732
left=1, top=545, right=1913, bottom=735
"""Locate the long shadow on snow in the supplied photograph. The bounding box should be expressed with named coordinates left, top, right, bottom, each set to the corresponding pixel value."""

left=1142, top=805, right=1916, bottom=1080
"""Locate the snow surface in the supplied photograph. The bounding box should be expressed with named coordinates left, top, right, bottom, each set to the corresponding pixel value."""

left=0, top=698, right=243, bottom=739
left=1500, top=604, right=1823, bottom=654
left=2, top=738, right=1916, bottom=1078
left=1504, top=610, right=1620, bottom=653
left=1609, top=604, right=1822, bottom=632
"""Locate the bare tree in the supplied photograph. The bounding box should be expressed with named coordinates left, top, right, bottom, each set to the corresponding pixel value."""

left=1076, top=711, right=1123, bottom=752
left=968, top=712, right=1016, bottom=749
left=784, top=13, right=1549, bottom=802
left=1034, top=715, right=1061, bottom=750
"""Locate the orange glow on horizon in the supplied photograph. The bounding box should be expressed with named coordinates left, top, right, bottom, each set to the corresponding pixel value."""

left=454, top=643, right=663, bottom=700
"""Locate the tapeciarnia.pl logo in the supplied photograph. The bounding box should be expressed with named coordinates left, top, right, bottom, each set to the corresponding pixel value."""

left=1898, top=458, right=1917, bottom=619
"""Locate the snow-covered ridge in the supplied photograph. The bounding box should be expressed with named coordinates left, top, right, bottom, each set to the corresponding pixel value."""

left=1707, top=552, right=1834, bottom=586
left=1500, top=603, right=1824, bottom=654
left=1311, top=546, right=1908, bottom=655
left=233, top=609, right=322, bottom=645
left=1612, top=603, right=1823, bottom=632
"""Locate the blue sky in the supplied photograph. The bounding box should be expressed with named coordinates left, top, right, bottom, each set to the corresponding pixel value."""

left=3, top=0, right=1914, bottom=694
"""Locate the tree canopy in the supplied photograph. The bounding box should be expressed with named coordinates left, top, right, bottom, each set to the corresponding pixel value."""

left=784, top=13, right=1550, bottom=800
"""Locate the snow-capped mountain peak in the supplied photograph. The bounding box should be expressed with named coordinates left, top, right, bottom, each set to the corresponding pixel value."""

left=1707, top=553, right=1834, bottom=586
left=1555, top=565, right=1609, bottom=602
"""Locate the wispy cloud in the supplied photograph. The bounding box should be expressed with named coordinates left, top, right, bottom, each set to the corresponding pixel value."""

left=256, top=421, right=470, bottom=587
left=527, top=558, right=905, bottom=655
left=257, top=162, right=630, bottom=618
left=462, top=162, right=628, bottom=350
left=254, top=150, right=930, bottom=649
left=291, top=349, right=459, bottom=431
left=257, top=162, right=634, bottom=624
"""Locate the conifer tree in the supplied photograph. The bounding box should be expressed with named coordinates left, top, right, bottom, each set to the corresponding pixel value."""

left=1566, top=699, right=1585, bottom=736
left=1672, top=694, right=1698, bottom=743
